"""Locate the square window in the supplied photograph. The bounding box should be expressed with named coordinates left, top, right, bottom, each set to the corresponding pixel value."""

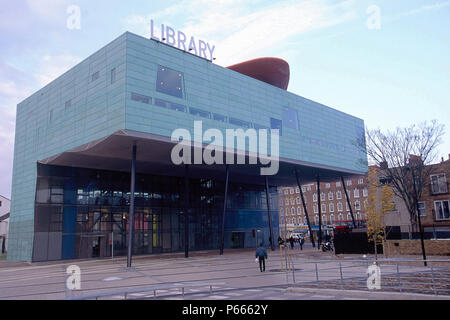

left=213, top=113, right=227, bottom=122
left=156, top=66, right=184, bottom=99
left=91, top=71, right=99, bottom=82
left=282, top=106, right=299, bottom=130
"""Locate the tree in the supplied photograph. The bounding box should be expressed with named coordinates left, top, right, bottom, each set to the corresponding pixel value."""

left=366, top=167, right=395, bottom=259
left=364, top=120, right=445, bottom=265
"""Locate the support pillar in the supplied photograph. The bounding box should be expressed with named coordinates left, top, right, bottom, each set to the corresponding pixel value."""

left=220, top=165, right=230, bottom=255
left=265, top=176, right=275, bottom=251
left=184, top=164, right=190, bottom=258
left=317, top=174, right=322, bottom=249
left=126, top=142, right=136, bottom=268
left=295, top=170, right=315, bottom=248
left=341, top=176, right=357, bottom=228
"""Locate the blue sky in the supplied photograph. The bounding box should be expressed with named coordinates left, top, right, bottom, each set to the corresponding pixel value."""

left=0, top=0, right=449, bottom=198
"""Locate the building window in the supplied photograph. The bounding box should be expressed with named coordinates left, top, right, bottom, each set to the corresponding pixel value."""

left=363, top=188, right=368, bottom=197
left=285, top=199, right=289, bottom=205
left=295, top=187, right=300, bottom=193
left=307, top=185, right=311, bottom=191
left=329, top=203, right=334, bottom=212
left=296, top=197, right=301, bottom=204
left=434, top=200, right=450, bottom=220
left=330, top=214, right=335, bottom=224
left=320, top=192, right=325, bottom=201
left=285, top=208, right=289, bottom=215
left=189, top=107, right=211, bottom=119
left=91, top=71, right=99, bottom=82
left=338, top=214, right=343, bottom=221
left=347, top=213, right=352, bottom=221
left=431, top=174, right=448, bottom=194
left=336, top=181, right=341, bottom=187
left=313, top=194, right=317, bottom=202
left=302, top=187, right=306, bottom=193
left=284, top=189, right=288, bottom=195
left=131, top=92, right=151, bottom=104
left=314, top=215, right=319, bottom=225
left=290, top=199, right=295, bottom=205
left=356, top=212, right=362, bottom=220
left=65, top=99, right=72, bottom=110
left=336, top=191, right=342, bottom=199
left=325, top=183, right=330, bottom=189
left=358, top=178, right=364, bottom=184
left=313, top=204, right=318, bottom=214
left=328, top=192, right=333, bottom=201
left=297, top=207, right=301, bottom=215
left=169, top=102, right=186, bottom=112
left=354, top=189, right=360, bottom=198
left=290, top=188, right=294, bottom=194
left=213, top=113, right=227, bottom=122
left=346, top=180, right=352, bottom=186
left=355, top=201, right=361, bottom=211
left=337, top=202, right=343, bottom=212
left=291, top=207, right=295, bottom=215
left=156, top=66, right=184, bottom=98
left=418, top=202, right=426, bottom=216
left=298, top=217, right=302, bottom=224
left=229, top=117, right=251, bottom=129
left=322, top=215, right=327, bottom=225
left=346, top=202, right=350, bottom=211
left=282, top=106, right=299, bottom=130
left=111, top=68, right=116, bottom=84
left=279, top=199, right=283, bottom=207
left=321, top=203, right=326, bottom=213
left=270, top=118, right=282, bottom=135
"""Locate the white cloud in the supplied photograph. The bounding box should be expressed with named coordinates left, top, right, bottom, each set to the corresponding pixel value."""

left=26, top=0, right=72, bottom=23
left=122, top=0, right=357, bottom=66
left=399, top=0, right=450, bottom=17
left=36, top=54, right=82, bottom=86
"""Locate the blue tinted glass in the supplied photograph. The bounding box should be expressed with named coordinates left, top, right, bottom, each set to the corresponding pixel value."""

left=169, top=102, right=186, bottom=112
left=131, top=93, right=151, bottom=104
left=189, top=107, right=211, bottom=118
left=154, top=98, right=168, bottom=108
left=282, top=106, right=298, bottom=130
left=229, top=117, right=251, bottom=129
left=213, top=113, right=227, bottom=122
left=156, top=66, right=183, bottom=98
left=270, top=118, right=282, bottom=135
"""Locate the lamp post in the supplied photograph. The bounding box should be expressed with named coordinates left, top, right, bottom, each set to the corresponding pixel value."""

left=410, top=166, right=427, bottom=266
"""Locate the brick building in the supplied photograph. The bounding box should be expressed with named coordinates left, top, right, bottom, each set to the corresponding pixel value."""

left=277, top=175, right=369, bottom=236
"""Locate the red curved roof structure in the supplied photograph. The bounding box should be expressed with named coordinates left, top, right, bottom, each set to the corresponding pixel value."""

left=227, top=57, right=290, bottom=90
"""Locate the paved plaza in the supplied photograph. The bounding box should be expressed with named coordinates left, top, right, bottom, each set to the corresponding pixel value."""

left=0, top=245, right=449, bottom=300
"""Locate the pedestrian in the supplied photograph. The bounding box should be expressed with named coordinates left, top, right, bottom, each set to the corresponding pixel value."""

left=255, top=242, right=268, bottom=272
left=278, top=236, right=284, bottom=246
left=289, top=236, right=294, bottom=249
left=300, top=237, right=304, bottom=251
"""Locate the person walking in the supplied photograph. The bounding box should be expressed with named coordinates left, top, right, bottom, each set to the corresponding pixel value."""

left=300, top=237, right=304, bottom=251
left=289, top=236, right=295, bottom=249
left=255, top=242, right=268, bottom=272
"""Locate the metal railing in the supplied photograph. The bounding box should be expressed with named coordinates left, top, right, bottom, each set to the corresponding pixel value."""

left=66, top=281, right=225, bottom=300
left=284, top=257, right=450, bottom=296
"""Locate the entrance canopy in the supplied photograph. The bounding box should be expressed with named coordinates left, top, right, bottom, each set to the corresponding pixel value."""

left=39, top=130, right=366, bottom=186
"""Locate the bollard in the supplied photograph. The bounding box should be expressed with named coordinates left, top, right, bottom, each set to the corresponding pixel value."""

left=396, top=264, right=402, bottom=293
left=430, top=262, right=437, bottom=295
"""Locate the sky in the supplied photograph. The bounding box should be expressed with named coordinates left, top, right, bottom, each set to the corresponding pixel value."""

left=0, top=0, right=449, bottom=198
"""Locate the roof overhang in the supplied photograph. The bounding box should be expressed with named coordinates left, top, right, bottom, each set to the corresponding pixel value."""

left=38, top=130, right=366, bottom=186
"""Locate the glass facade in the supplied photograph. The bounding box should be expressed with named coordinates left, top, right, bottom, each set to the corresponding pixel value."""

left=156, top=66, right=184, bottom=98
left=32, top=164, right=279, bottom=261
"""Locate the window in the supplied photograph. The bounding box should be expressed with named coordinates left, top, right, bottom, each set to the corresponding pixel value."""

left=229, top=117, right=251, bottom=129
left=189, top=107, right=210, bottom=118
left=322, top=215, right=327, bottom=225
left=328, top=192, right=333, bottom=200
left=290, top=199, right=294, bottom=205
left=291, top=207, right=295, bottom=215
left=156, top=66, right=184, bottom=98
left=270, top=118, right=282, bottom=135
left=282, top=106, right=298, bottom=130
left=313, top=204, right=318, bottom=214
left=307, top=186, right=311, bottom=191
left=91, top=71, right=99, bottom=82
left=338, top=214, right=343, bottom=221
left=298, top=217, right=302, bottom=224
left=279, top=199, right=283, bottom=207
left=434, top=200, right=450, bottom=220
left=280, top=216, right=285, bottom=225
left=355, top=201, right=361, bottom=211
left=295, top=187, right=300, bottom=193
left=336, top=181, right=341, bottom=187
left=363, top=188, right=368, bottom=197
left=329, top=203, right=334, bottom=212
left=290, top=188, right=294, bottom=194
left=321, top=203, right=326, bottom=213
left=296, top=197, right=301, bottom=204
left=313, top=194, right=317, bottom=202
left=337, top=202, right=343, bottom=212
left=65, top=99, right=72, bottom=110
left=131, top=93, right=151, bottom=104
left=418, top=202, right=426, bottom=216
left=154, top=98, right=168, bottom=108
left=356, top=212, right=362, bottom=220
left=169, top=102, right=186, bottom=112
left=346, top=180, right=352, bottom=186
left=302, top=187, right=306, bottom=193
left=346, top=202, right=350, bottom=211
left=285, top=199, right=289, bottom=205
left=347, top=213, right=352, bottom=221
left=213, top=113, right=227, bottom=122
left=285, top=208, right=289, bottom=215
left=111, top=68, right=116, bottom=84
left=354, top=189, right=360, bottom=198
left=431, top=174, right=448, bottom=194
left=336, top=191, right=342, bottom=199
left=330, top=214, right=335, bottom=224
left=284, top=189, right=288, bottom=195
left=320, top=192, right=325, bottom=201
left=325, top=183, right=330, bottom=189
left=358, top=178, right=364, bottom=184
left=297, top=207, right=301, bottom=215
left=314, top=215, right=319, bottom=225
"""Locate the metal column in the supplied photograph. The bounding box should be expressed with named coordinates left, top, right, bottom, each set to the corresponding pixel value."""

left=265, top=176, right=275, bottom=251
left=220, top=165, right=230, bottom=255
left=317, top=174, right=322, bottom=249
left=411, top=167, right=427, bottom=266
left=340, top=176, right=357, bottom=228
left=126, top=143, right=136, bottom=268
left=184, top=164, right=190, bottom=258
left=295, top=170, right=315, bottom=248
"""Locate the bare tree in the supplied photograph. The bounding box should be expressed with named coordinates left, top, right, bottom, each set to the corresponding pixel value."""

left=364, top=120, right=445, bottom=265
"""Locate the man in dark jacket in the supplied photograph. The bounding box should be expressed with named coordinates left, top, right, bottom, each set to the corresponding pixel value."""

left=255, top=243, right=268, bottom=272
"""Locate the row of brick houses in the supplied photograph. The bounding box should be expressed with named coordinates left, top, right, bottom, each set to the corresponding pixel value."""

left=277, top=153, right=450, bottom=239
